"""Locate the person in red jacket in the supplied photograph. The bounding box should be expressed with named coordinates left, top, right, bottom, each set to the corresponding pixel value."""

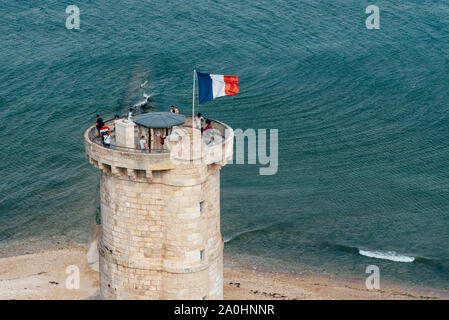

left=100, top=125, right=110, bottom=142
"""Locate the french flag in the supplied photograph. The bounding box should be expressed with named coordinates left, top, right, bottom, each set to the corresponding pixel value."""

left=197, top=72, right=239, bottom=104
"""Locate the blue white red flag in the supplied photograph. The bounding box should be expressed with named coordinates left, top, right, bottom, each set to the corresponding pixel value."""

left=197, top=72, right=239, bottom=104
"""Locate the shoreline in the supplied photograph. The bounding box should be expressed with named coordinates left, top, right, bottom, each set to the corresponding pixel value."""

left=1, top=246, right=447, bottom=300
left=223, top=257, right=449, bottom=300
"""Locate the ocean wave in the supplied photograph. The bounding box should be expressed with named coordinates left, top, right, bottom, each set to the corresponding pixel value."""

left=359, top=249, right=415, bottom=263
left=133, top=97, right=150, bottom=107
left=133, top=101, right=147, bottom=107
left=328, top=242, right=443, bottom=267
left=223, top=223, right=277, bottom=243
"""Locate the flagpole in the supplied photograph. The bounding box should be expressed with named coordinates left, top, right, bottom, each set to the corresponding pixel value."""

left=192, top=69, right=196, bottom=129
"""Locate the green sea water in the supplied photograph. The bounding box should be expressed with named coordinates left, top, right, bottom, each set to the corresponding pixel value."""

left=1, top=0, right=448, bottom=291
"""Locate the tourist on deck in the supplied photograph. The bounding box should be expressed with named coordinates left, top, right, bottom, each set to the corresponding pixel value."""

left=170, top=105, right=179, bottom=114
left=112, top=115, right=120, bottom=132
left=100, top=125, right=111, bottom=142
left=205, top=119, right=213, bottom=131
left=194, top=112, right=204, bottom=129
left=160, top=135, right=167, bottom=149
left=96, top=114, right=104, bottom=138
left=155, top=131, right=166, bottom=150
left=139, top=135, right=147, bottom=153
left=128, top=108, right=135, bottom=121
left=103, top=131, right=111, bottom=147
left=203, top=119, right=214, bottom=144
left=209, top=122, right=215, bottom=142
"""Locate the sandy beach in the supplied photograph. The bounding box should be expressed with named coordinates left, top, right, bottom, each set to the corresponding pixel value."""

left=0, top=246, right=447, bottom=300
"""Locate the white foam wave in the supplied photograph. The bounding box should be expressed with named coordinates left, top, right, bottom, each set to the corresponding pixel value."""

left=133, top=101, right=146, bottom=107
left=359, top=249, right=415, bottom=263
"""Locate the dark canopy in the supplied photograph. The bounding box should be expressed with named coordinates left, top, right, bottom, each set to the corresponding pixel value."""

left=133, top=112, right=186, bottom=128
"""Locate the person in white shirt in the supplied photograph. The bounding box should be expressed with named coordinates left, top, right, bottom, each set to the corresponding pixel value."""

left=194, top=112, right=204, bottom=129
left=103, top=131, right=111, bottom=147
left=128, top=108, right=135, bottom=121
left=170, top=105, right=179, bottom=114
left=139, top=135, right=147, bottom=152
left=112, top=115, right=120, bottom=132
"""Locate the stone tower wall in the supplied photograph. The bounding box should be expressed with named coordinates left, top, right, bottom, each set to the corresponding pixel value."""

left=98, top=165, right=223, bottom=299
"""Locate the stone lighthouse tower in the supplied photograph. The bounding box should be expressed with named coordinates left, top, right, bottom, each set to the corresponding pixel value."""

left=84, top=112, right=233, bottom=299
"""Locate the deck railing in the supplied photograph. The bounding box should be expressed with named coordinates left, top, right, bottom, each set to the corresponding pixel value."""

left=88, top=114, right=228, bottom=154
left=88, top=120, right=168, bottom=154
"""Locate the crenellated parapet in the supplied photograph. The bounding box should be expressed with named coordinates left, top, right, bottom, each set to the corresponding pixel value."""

left=84, top=116, right=234, bottom=183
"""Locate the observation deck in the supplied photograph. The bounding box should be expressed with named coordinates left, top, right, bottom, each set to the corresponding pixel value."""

left=84, top=115, right=234, bottom=182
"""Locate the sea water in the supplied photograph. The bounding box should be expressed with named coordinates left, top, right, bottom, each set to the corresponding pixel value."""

left=0, top=0, right=448, bottom=290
